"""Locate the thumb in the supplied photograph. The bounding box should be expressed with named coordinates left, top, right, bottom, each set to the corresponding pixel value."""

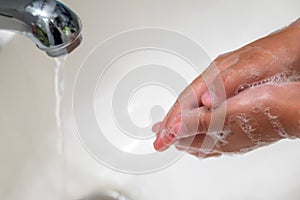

left=201, top=66, right=245, bottom=108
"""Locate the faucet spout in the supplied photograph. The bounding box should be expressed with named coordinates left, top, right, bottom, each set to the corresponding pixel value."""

left=0, top=0, right=82, bottom=57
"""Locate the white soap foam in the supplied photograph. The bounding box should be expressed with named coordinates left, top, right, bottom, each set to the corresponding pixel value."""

left=236, top=70, right=300, bottom=95
left=234, top=113, right=259, bottom=137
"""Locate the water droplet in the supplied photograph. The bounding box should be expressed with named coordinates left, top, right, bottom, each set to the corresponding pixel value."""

left=236, top=84, right=250, bottom=94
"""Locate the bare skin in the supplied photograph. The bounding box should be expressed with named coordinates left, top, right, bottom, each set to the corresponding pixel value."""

left=153, top=18, right=300, bottom=158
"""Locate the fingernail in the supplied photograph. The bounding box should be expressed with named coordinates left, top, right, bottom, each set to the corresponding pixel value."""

left=161, top=129, right=176, bottom=145
left=153, top=138, right=174, bottom=151
left=173, top=122, right=189, bottom=138
left=154, top=138, right=167, bottom=151
left=202, top=91, right=211, bottom=106
left=166, top=132, right=176, bottom=140
left=153, top=129, right=175, bottom=151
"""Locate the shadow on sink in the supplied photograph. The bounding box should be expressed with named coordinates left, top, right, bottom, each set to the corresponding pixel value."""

left=80, top=190, right=132, bottom=200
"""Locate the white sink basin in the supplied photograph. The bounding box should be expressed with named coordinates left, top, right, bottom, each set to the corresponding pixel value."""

left=1, top=0, right=300, bottom=199
left=0, top=31, right=14, bottom=47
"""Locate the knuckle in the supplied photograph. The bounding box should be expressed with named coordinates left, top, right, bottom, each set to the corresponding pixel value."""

left=214, top=52, right=238, bottom=69
left=220, top=69, right=232, bottom=86
left=214, top=52, right=232, bottom=64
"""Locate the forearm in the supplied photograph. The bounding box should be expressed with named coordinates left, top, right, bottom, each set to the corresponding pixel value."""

left=288, top=18, right=300, bottom=68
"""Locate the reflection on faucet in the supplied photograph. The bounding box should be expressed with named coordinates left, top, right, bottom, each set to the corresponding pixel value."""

left=0, top=0, right=82, bottom=57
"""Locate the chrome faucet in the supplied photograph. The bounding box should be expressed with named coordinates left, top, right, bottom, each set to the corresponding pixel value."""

left=0, top=0, right=82, bottom=57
